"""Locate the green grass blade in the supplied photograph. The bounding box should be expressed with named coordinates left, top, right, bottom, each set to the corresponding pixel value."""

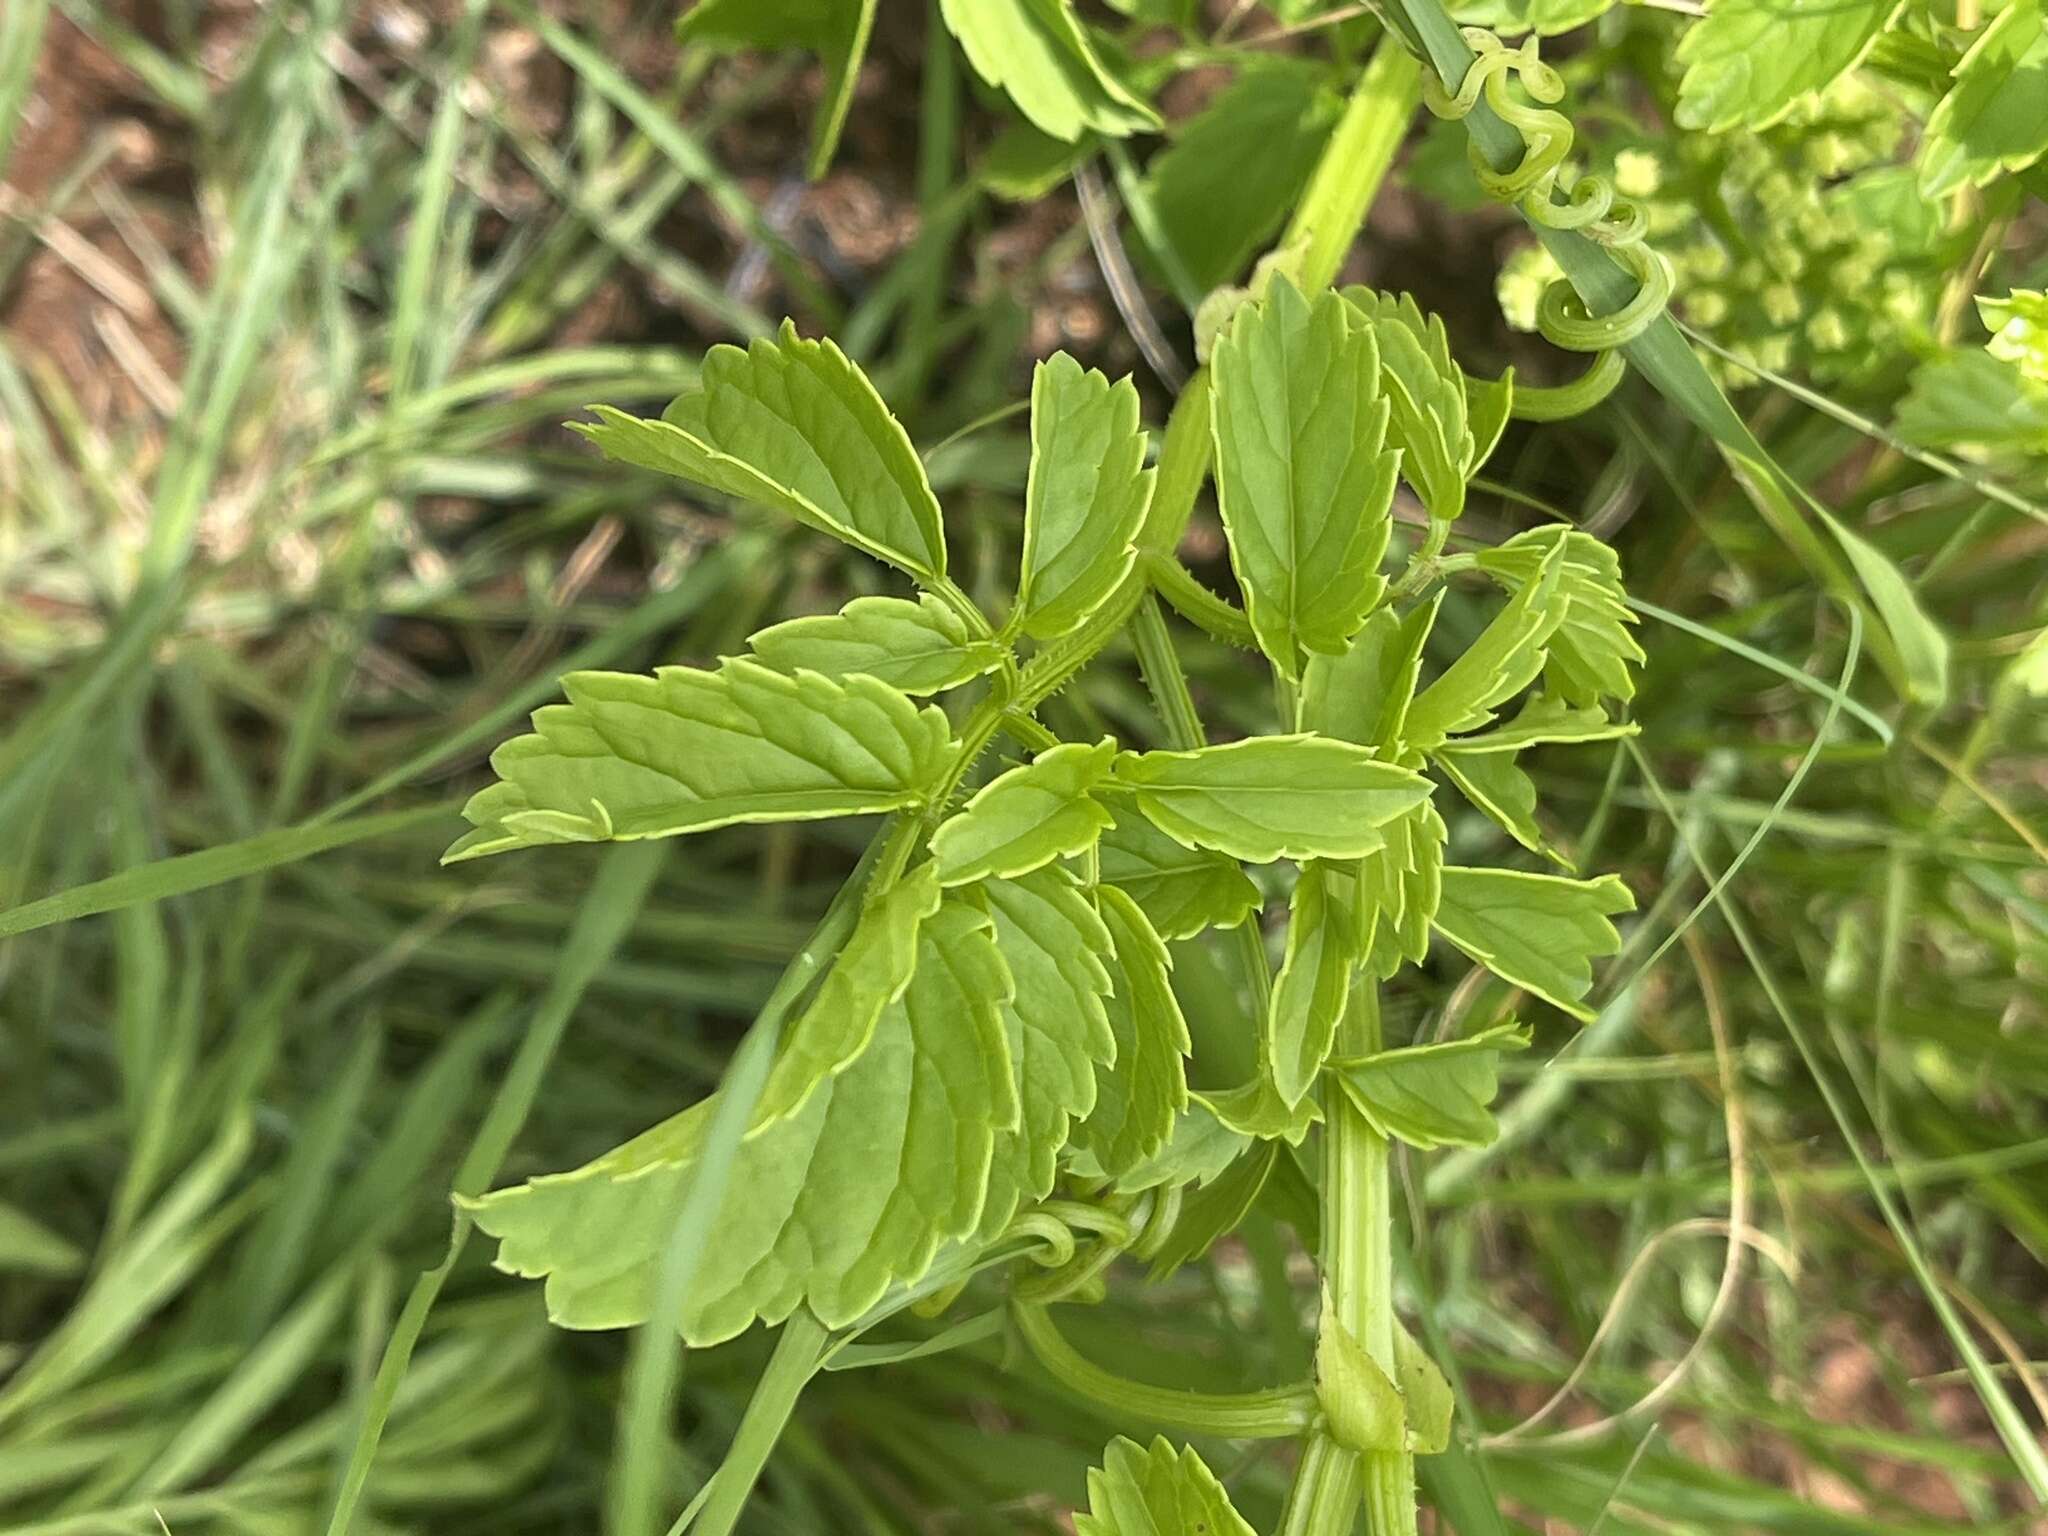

left=321, top=843, right=665, bottom=1536
left=1628, top=740, right=2048, bottom=1502
left=0, top=806, right=450, bottom=940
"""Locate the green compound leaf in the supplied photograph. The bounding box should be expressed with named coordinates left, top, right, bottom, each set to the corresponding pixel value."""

left=1444, top=693, right=1637, bottom=754
left=1918, top=0, right=2048, bottom=198
left=978, top=867, right=1118, bottom=1236
left=753, top=863, right=943, bottom=1129
left=1301, top=596, right=1440, bottom=754
left=676, top=0, right=876, bottom=179
left=1674, top=0, right=1897, bottom=134
left=575, top=320, right=947, bottom=582
left=1432, top=745, right=1553, bottom=862
left=1267, top=862, right=1359, bottom=1108
left=747, top=594, right=1005, bottom=696
left=1146, top=60, right=1344, bottom=293
left=1077, top=886, right=1191, bottom=1179
left=1343, top=288, right=1474, bottom=523
left=1098, top=804, right=1262, bottom=940
left=1897, top=349, right=2048, bottom=455
left=939, top=0, right=1160, bottom=142
left=465, top=899, right=1014, bottom=1345
left=1073, top=1436, right=1255, bottom=1536
left=1472, top=525, right=1644, bottom=708
left=1405, top=543, right=1566, bottom=751
left=443, top=658, right=952, bottom=863
left=1210, top=278, right=1400, bottom=675
left=1432, top=867, right=1633, bottom=1022
left=1334, top=1020, right=1532, bottom=1151
left=930, top=739, right=1117, bottom=887
left=1359, top=797, right=1446, bottom=980
left=1111, top=736, right=1435, bottom=864
left=1017, top=355, right=1156, bottom=640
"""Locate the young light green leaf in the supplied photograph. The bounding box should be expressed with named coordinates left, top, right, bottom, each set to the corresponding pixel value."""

left=1981, top=288, right=2048, bottom=383
left=1301, top=595, right=1440, bottom=754
left=1404, top=542, right=1565, bottom=750
left=1432, top=746, right=1553, bottom=862
left=1344, top=287, right=1473, bottom=523
left=1145, top=60, right=1343, bottom=293
left=747, top=593, right=1004, bottom=696
left=1358, top=797, right=1445, bottom=980
left=1074, top=1436, right=1256, bottom=1536
left=1210, top=278, right=1400, bottom=673
left=1077, top=886, right=1191, bottom=1178
left=1918, top=0, right=2048, bottom=197
left=1097, top=804, right=1262, bottom=940
left=1815, top=508, right=1951, bottom=709
left=1465, top=367, right=1515, bottom=470
left=1443, top=693, right=1637, bottom=754
left=575, top=320, right=947, bottom=581
left=676, top=0, right=877, bottom=178
left=930, top=739, right=1116, bottom=886
left=1432, top=867, right=1633, bottom=1022
left=1017, top=355, right=1155, bottom=640
left=1333, top=1020, right=1532, bottom=1150
left=1472, top=525, right=1643, bottom=707
left=1267, top=863, right=1358, bottom=1107
left=939, top=0, right=1160, bottom=142
left=978, top=867, right=1118, bottom=1235
left=752, top=864, right=943, bottom=1129
left=444, top=658, right=952, bottom=862
left=1675, top=0, right=1896, bottom=133
left=1111, top=735, right=1435, bottom=864
left=466, top=899, right=1015, bottom=1344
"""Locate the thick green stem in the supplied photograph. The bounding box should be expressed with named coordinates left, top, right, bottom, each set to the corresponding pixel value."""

left=1013, top=1302, right=1317, bottom=1438
left=1280, top=40, right=1424, bottom=293
left=1285, top=986, right=1416, bottom=1536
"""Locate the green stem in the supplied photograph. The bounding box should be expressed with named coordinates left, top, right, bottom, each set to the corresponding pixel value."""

left=1277, top=1434, right=1362, bottom=1536
left=1280, top=40, right=1424, bottom=295
left=1128, top=594, right=1272, bottom=1026
left=1145, top=551, right=1256, bottom=648
left=1013, top=1302, right=1316, bottom=1438
left=1285, top=986, right=1416, bottom=1536
left=684, top=1310, right=831, bottom=1536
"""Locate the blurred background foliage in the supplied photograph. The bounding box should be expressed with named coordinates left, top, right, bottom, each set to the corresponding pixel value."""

left=0, top=1, right=2043, bottom=1533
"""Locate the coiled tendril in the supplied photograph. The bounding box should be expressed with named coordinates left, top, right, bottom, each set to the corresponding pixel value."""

left=1423, top=29, right=1673, bottom=407
left=1002, top=1184, right=1184, bottom=1304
